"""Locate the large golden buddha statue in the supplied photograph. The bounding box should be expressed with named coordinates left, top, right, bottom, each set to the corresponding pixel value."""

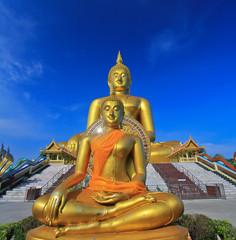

left=28, top=95, right=186, bottom=240
left=67, top=51, right=180, bottom=163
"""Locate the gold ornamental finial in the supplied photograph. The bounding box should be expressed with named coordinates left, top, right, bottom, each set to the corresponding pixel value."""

left=116, top=51, right=123, bottom=64
left=108, top=51, right=132, bottom=88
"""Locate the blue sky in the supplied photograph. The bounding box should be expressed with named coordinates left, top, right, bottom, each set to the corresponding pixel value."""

left=0, top=0, right=235, bottom=163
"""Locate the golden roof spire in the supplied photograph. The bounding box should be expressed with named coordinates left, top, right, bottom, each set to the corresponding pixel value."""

left=116, top=51, right=123, bottom=64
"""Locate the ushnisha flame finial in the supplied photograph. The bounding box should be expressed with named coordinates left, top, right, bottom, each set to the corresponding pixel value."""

left=116, top=51, right=123, bottom=64
left=108, top=51, right=132, bottom=89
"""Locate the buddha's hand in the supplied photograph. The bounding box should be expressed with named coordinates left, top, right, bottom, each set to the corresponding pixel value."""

left=92, top=193, right=129, bottom=205
left=55, top=226, right=69, bottom=237
left=45, top=188, right=67, bottom=225
left=145, top=193, right=156, bottom=203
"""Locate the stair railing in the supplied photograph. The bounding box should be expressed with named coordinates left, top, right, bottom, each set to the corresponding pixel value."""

left=152, top=164, right=172, bottom=191
left=40, top=165, right=72, bottom=195
left=172, top=163, right=207, bottom=193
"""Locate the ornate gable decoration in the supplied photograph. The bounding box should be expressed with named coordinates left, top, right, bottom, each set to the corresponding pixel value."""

left=182, top=136, right=198, bottom=150
left=168, top=136, right=204, bottom=157
left=46, top=139, right=61, bottom=151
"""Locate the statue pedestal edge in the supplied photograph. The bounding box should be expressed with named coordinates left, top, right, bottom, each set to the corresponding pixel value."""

left=26, top=224, right=189, bottom=240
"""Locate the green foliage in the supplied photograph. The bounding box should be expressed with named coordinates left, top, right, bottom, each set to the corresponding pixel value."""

left=212, top=219, right=236, bottom=240
left=0, top=216, right=42, bottom=240
left=13, top=223, right=26, bottom=240
left=212, top=153, right=236, bottom=169
left=0, top=222, right=15, bottom=240
left=156, top=186, right=162, bottom=192
left=178, top=214, right=217, bottom=240
left=226, top=158, right=236, bottom=167
left=214, top=154, right=225, bottom=159
left=178, top=214, right=236, bottom=240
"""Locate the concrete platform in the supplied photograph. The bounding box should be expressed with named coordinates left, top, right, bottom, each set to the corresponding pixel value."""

left=183, top=199, right=236, bottom=225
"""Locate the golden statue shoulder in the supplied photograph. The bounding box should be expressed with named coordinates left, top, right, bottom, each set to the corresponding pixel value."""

left=90, top=96, right=110, bottom=106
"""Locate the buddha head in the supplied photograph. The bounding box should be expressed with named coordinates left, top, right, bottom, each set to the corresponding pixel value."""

left=108, top=51, right=132, bottom=95
left=101, top=94, right=125, bottom=129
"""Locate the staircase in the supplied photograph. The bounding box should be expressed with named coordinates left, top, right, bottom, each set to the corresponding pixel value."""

left=153, top=163, right=208, bottom=199
left=0, top=165, right=66, bottom=202
left=43, top=165, right=76, bottom=195
left=146, top=164, right=168, bottom=192
left=177, top=162, right=236, bottom=199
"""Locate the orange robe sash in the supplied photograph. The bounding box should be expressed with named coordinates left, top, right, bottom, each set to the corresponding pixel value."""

left=91, top=129, right=126, bottom=176
left=87, top=129, right=146, bottom=195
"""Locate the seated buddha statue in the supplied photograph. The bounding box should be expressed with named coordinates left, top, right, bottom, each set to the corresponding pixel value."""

left=84, top=51, right=180, bottom=163
left=31, top=95, right=184, bottom=239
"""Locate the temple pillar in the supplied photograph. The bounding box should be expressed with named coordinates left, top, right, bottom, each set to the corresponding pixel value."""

left=186, top=152, right=189, bottom=160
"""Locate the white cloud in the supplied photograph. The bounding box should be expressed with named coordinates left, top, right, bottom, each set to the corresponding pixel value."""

left=0, top=116, right=49, bottom=140
left=63, top=102, right=90, bottom=112
left=0, top=2, right=43, bottom=85
left=148, top=4, right=216, bottom=63
left=148, top=29, right=181, bottom=62
left=47, top=113, right=61, bottom=120
left=0, top=2, right=48, bottom=141
left=0, top=85, right=49, bottom=140
left=23, top=92, right=31, bottom=101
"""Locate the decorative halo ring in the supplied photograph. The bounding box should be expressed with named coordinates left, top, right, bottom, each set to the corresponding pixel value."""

left=85, top=116, right=151, bottom=176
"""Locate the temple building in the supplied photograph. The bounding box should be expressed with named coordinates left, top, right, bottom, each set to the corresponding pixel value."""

left=168, top=136, right=205, bottom=162
left=40, top=139, right=76, bottom=165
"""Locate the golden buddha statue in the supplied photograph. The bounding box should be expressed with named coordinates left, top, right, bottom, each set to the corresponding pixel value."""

left=28, top=95, right=186, bottom=240
left=69, top=51, right=180, bottom=163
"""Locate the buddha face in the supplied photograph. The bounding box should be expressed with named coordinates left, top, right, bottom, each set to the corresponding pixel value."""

left=110, top=68, right=129, bottom=92
left=102, top=100, right=124, bottom=128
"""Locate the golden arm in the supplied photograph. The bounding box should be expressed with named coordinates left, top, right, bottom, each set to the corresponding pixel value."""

left=45, top=136, right=92, bottom=225
left=56, top=136, right=91, bottom=190
left=87, top=99, right=101, bottom=128
left=131, top=137, right=146, bottom=183
left=139, top=98, right=156, bottom=142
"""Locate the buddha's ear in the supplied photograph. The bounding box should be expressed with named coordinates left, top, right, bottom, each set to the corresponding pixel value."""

left=109, top=83, right=115, bottom=95
left=128, top=87, right=131, bottom=95
left=108, top=80, right=112, bottom=89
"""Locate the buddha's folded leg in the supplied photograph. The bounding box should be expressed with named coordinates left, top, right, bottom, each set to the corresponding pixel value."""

left=33, top=190, right=109, bottom=226
left=149, top=192, right=184, bottom=223
left=55, top=192, right=184, bottom=236
left=33, top=190, right=157, bottom=227
left=98, top=193, right=157, bottom=221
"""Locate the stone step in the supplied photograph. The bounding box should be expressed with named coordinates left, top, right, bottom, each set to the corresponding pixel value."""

left=6, top=191, right=25, bottom=196
left=225, top=190, right=236, bottom=193
left=0, top=199, right=26, bottom=202
left=176, top=162, right=236, bottom=199
left=1, top=195, right=25, bottom=200
left=0, top=165, right=73, bottom=202
left=146, top=164, right=168, bottom=192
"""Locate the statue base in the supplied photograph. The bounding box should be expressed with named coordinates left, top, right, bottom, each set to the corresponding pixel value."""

left=26, top=224, right=189, bottom=240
